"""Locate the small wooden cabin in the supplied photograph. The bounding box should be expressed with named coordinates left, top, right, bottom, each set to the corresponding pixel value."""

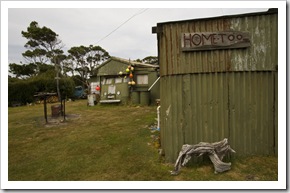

left=89, top=57, right=160, bottom=105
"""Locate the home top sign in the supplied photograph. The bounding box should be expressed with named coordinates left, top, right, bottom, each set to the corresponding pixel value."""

left=181, top=31, right=251, bottom=51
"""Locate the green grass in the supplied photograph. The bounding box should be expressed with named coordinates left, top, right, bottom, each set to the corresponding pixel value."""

left=8, top=100, right=278, bottom=181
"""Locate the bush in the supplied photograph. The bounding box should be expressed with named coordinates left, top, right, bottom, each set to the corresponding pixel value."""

left=8, top=72, right=75, bottom=106
left=8, top=79, right=36, bottom=106
left=59, top=77, right=76, bottom=99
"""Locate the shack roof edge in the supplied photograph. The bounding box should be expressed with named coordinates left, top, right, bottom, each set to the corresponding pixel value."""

left=153, top=8, right=277, bottom=29
left=96, top=56, right=159, bottom=70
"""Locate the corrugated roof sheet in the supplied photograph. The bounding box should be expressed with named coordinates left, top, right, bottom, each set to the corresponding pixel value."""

left=96, top=56, right=159, bottom=70
left=154, top=8, right=277, bottom=27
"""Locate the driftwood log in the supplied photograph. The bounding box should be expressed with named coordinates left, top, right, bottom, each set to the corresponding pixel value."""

left=170, top=138, right=236, bottom=175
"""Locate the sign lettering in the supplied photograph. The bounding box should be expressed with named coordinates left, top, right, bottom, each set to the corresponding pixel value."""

left=181, top=31, right=251, bottom=51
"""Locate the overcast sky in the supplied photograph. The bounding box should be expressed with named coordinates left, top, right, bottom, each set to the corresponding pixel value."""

left=7, top=6, right=269, bottom=64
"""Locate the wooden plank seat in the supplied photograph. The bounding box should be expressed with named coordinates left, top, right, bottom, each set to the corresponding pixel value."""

left=99, top=99, right=121, bottom=104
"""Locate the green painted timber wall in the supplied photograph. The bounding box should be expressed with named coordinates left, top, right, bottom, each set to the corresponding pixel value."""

left=156, top=9, right=278, bottom=162
left=92, top=58, right=160, bottom=105
left=100, top=81, right=130, bottom=104
left=133, top=67, right=160, bottom=105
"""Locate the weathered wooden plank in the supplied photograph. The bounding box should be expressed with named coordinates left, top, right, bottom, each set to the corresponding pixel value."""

left=181, top=31, right=251, bottom=51
left=170, top=138, right=235, bottom=175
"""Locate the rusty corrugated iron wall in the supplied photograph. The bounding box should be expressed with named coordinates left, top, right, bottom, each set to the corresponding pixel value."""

left=155, top=9, right=278, bottom=162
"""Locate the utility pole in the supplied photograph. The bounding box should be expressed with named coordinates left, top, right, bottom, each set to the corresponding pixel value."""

left=54, top=57, right=61, bottom=102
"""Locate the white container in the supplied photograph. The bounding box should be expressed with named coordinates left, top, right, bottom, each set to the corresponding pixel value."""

left=87, top=94, right=96, bottom=106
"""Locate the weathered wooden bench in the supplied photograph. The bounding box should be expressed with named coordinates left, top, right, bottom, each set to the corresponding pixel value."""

left=99, top=99, right=121, bottom=104
left=170, top=138, right=236, bottom=175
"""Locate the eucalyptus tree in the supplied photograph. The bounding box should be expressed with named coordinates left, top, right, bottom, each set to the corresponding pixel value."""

left=67, top=46, right=88, bottom=86
left=86, top=45, right=110, bottom=73
left=21, top=21, right=65, bottom=100
left=9, top=63, right=36, bottom=78
left=135, top=56, right=158, bottom=65
left=142, top=56, right=158, bottom=64
left=67, top=45, right=110, bottom=87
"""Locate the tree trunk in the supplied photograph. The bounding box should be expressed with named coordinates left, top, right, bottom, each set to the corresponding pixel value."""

left=55, top=62, right=61, bottom=102
left=56, top=70, right=61, bottom=102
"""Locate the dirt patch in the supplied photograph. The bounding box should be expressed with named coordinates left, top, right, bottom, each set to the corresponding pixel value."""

left=44, top=114, right=81, bottom=127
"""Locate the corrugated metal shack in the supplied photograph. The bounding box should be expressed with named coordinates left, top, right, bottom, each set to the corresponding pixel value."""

left=90, top=57, right=160, bottom=105
left=152, top=9, right=278, bottom=162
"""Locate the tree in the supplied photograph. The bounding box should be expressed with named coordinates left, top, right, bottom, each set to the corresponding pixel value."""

left=134, top=56, right=158, bottom=65
left=9, top=63, right=36, bottom=78
left=67, top=46, right=88, bottom=87
left=86, top=45, right=110, bottom=72
left=67, top=45, right=110, bottom=87
left=37, top=63, right=55, bottom=74
left=21, top=21, right=65, bottom=101
left=142, top=56, right=158, bottom=64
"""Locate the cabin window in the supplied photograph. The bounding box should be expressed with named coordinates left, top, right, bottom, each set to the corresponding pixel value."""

left=115, top=77, right=123, bottom=84
left=90, top=82, right=100, bottom=94
left=108, top=85, right=116, bottom=94
left=101, top=78, right=106, bottom=85
left=137, top=75, right=148, bottom=85
left=106, top=78, right=114, bottom=84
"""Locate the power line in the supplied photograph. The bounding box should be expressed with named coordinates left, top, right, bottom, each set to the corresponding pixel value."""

left=96, top=8, right=149, bottom=44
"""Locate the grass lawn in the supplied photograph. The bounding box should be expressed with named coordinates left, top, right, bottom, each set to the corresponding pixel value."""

left=8, top=100, right=278, bottom=181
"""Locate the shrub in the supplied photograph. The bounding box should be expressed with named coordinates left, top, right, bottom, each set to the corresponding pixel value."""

left=8, top=79, right=36, bottom=106
left=8, top=71, right=75, bottom=106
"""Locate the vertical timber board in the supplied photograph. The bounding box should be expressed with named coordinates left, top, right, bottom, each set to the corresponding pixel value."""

left=171, top=76, right=178, bottom=161
left=191, top=74, right=199, bottom=143
left=274, top=72, right=278, bottom=155
left=159, top=77, right=163, bottom=151
left=228, top=72, right=275, bottom=155
left=161, top=76, right=173, bottom=162
left=167, top=25, right=173, bottom=75
left=267, top=72, right=275, bottom=155
left=208, top=73, right=214, bottom=143
left=177, top=76, right=185, bottom=157
left=183, top=74, right=192, bottom=144
left=196, top=73, right=203, bottom=142
left=160, top=76, right=168, bottom=162
left=158, top=25, right=167, bottom=76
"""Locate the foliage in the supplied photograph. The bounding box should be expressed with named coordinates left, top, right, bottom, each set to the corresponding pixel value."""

left=9, top=21, right=64, bottom=79
left=142, top=56, right=158, bottom=64
left=59, top=77, right=76, bottom=99
left=8, top=62, right=58, bottom=79
left=135, top=56, right=158, bottom=65
left=37, top=63, right=55, bottom=74
left=9, top=63, right=37, bottom=78
left=66, top=45, right=110, bottom=84
left=21, top=21, right=65, bottom=100
left=29, top=69, right=58, bottom=93
left=8, top=78, right=36, bottom=106
left=8, top=70, right=75, bottom=106
left=21, top=21, right=64, bottom=65
left=71, top=75, right=84, bottom=86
